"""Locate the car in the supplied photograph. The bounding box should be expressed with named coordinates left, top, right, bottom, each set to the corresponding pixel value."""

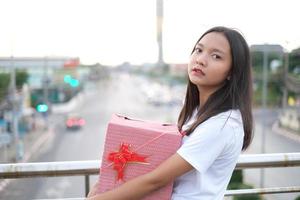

left=65, top=114, right=85, bottom=130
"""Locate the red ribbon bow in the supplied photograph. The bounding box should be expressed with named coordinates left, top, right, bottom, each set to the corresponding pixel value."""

left=108, top=143, right=148, bottom=181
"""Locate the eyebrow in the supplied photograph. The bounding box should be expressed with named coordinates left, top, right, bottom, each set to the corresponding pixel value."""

left=196, top=43, right=226, bottom=55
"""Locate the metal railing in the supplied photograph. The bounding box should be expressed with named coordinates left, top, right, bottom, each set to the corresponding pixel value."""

left=1, top=152, right=300, bottom=198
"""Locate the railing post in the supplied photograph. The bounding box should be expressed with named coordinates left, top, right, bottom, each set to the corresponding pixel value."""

left=85, top=174, right=90, bottom=197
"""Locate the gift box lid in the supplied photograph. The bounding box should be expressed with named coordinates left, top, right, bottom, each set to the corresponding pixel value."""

left=110, top=114, right=180, bottom=134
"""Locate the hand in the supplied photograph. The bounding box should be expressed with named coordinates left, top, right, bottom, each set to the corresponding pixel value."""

left=87, top=180, right=100, bottom=199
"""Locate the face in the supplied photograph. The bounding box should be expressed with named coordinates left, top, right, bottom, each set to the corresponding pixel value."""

left=188, top=32, right=232, bottom=92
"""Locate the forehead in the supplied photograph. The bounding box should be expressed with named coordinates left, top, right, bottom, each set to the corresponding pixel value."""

left=197, top=32, right=230, bottom=54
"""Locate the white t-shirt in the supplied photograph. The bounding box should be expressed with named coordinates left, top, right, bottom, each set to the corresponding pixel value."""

left=171, top=109, right=244, bottom=200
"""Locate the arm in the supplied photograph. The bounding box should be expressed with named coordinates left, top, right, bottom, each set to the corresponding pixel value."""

left=87, top=153, right=194, bottom=200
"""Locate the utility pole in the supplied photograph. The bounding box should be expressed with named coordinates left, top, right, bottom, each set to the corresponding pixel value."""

left=282, top=52, right=289, bottom=109
left=156, top=0, right=164, bottom=68
left=43, top=56, right=49, bottom=129
left=10, top=56, right=20, bottom=161
left=260, top=46, right=269, bottom=188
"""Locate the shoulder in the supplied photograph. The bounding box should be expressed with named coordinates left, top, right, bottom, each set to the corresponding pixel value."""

left=205, top=109, right=243, bottom=131
left=210, top=109, right=242, bottom=124
left=190, top=109, right=243, bottom=142
left=178, top=110, right=244, bottom=173
left=209, top=109, right=244, bottom=150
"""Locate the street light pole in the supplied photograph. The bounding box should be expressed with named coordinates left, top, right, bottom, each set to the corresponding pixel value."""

left=260, top=46, right=269, bottom=188
left=156, top=0, right=164, bottom=68
left=282, top=52, right=289, bottom=109
left=43, top=56, right=49, bottom=129
left=10, top=56, right=20, bottom=161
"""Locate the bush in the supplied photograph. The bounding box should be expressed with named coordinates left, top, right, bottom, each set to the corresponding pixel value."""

left=228, top=182, right=243, bottom=190
left=228, top=170, right=243, bottom=189
left=227, top=170, right=263, bottom=200
left=294, top=195, right=300, bottom=200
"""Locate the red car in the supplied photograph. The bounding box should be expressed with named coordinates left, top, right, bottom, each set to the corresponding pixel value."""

left=65, top=114, right=85, bottom=130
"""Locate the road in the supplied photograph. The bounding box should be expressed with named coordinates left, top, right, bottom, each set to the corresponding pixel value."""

left=243, top=109, right=300, bottom=200
left=0, top=72, right=299, bottom=200
left=0, top=72, right=181, bottom=200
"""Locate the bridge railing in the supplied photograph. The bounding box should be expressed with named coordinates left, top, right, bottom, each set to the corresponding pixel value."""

left=1, top=152, right=300, bottom=199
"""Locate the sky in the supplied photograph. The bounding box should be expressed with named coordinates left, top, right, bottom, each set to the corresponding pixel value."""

left=0, top=0, right=299, bottom=65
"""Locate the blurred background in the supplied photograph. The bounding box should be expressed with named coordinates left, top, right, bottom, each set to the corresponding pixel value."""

left=0, top=0, right=299, bottom=199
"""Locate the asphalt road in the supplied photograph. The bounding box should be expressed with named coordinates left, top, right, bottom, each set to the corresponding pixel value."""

left=0, top=72, right=299, bottom=200
left=0, top=72, right=181, bottom=200
left=243, top=109, right=300, bottom=200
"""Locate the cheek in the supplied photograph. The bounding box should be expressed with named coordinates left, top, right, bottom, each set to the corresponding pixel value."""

left=214, top=62, right=231, bottom=76
left=187, top=62, right=193, bottom=73
left=207, top=66, right=230, bottom=82
left=217, top=72, right=229, bottom=82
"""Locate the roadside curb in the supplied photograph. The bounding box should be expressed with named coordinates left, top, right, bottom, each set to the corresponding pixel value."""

left=0, top=127, right=55, bottom=193
left=22, top=127, right=54, bottom=163
left=272, top=121, right=300, bottom=143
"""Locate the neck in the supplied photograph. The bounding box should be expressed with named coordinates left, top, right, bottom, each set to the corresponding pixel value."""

left=198, top=90, right=210, bottom=109
left=197, top=85, right=222, bottom=109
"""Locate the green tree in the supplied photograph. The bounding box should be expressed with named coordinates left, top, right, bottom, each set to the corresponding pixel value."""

left=227, top=170, right=263, bottom=200
left=251, top=51, right=282, bottom=73
left=0, top=70, right=28, bottom=102
left=228, top=169, right=243, bottom=189
left=16, top=70, right=28, bottom=89
left=251, top=51, right=263, bottom=70
left=295, top=195, right=300, bottom=200
left=0, top=73, right=10, bottom=101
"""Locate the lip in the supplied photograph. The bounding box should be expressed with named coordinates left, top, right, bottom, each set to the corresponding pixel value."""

left=192, top=68, right=205, bottom=76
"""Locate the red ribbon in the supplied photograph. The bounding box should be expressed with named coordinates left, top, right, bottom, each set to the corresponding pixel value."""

left=108, top=143, right=148, bottom=181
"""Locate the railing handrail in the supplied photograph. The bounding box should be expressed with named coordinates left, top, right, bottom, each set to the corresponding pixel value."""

left=236, top=152, right=300, bottom=168
left=0, top=160, right=101, bottom=178
left=0, top=152, right=300, bottom=179
left=225, top=186, right=300, bottom=196
left=1, top=152, right=300, bottom=198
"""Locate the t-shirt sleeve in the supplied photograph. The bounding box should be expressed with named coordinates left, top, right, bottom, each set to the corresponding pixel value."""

left=177, top=117, right=231, bottom=173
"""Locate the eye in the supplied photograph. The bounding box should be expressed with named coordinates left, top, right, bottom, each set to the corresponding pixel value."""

left=212, top=54, right=221, bottom=60
left=194, top=47, right=202, bottom=54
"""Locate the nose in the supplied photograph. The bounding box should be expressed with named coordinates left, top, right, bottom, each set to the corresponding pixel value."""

left=195, top=53, right=207, bottom=67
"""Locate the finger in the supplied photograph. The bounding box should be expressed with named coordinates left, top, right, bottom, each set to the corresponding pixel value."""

left=87, top=181, right=100, bottom=198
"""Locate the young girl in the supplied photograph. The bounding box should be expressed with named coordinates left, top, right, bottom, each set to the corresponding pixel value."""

left=87, top=26, right=253, bottom=200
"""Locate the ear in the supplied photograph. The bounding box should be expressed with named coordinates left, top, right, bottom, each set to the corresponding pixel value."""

left=226, top=70, right=232, bottom=80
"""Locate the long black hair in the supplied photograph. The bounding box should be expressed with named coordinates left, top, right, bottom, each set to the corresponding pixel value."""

left=177, top=26, right=253, bottom=150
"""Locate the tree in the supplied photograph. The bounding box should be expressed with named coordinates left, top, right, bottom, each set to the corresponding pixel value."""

left=0, top=70, right=28, bottom=102
left=16, top=70, right=28, bottom=89
left=228, top=170, right=263, bottom=200
left=0, top=73, right=10, bottom=101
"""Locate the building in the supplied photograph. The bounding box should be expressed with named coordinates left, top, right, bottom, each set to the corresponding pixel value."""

left=0, top=57, right=80, bottom=89
left=250, top=44, right=284, bottom=53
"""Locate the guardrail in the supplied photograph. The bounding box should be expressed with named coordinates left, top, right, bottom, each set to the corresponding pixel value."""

left=1, top=152, right=300, bottom=198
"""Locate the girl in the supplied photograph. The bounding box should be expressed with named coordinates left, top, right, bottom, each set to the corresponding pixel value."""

left=87, top=26, right=253, bottom=200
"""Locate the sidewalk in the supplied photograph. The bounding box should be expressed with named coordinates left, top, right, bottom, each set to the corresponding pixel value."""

left=1, top=90, right=87, bottom=163
left=0, top=91, right=87, bottom=193
left=0, top=119, right=55, bottom=192
left=272, top=121, right=300, bottom=143
left=0, top=117, right=54, bottom=163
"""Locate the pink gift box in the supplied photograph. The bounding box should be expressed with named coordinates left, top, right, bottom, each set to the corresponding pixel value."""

left=98, top=114, right=182, bottom=200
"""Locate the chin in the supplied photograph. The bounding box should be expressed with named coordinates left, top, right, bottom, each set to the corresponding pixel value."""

left=188, top=75, right=202, bottom=85
left=189, top=79, right=203, bottom=87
